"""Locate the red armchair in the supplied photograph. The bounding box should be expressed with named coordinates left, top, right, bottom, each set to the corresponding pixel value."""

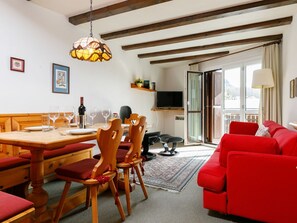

left=198, top=121, right=297, bottom=223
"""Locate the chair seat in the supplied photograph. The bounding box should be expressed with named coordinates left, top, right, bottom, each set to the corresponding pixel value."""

left=94, top=148, right=131, bottom=163
left=55, top=158, right=100, bottom=180
left=0, top=157, right=30, bottom=171
left=0, top=191, right=34, bottom=222
left=20, top=143, right=95, bottom=160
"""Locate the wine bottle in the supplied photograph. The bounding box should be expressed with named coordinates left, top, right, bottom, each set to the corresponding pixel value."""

left=78, top=97, right=86, bottom=128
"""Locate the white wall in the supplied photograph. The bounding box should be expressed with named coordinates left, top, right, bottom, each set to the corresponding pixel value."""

left=0, top=0, right=163, bottom=131
left=158, top=65, right=187, bottom=136
left=282, top=14, right=297, bottom=128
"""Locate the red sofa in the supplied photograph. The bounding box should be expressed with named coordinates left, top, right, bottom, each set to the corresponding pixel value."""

left=197, top=120, right=297, bottom=223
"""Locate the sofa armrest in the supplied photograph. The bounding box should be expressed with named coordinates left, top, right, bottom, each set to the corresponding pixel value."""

left=227, top=151, right=297, bottom=223
left=229, top=121, right=259, bottom=135
left=219, top=134, right=279, bottom=167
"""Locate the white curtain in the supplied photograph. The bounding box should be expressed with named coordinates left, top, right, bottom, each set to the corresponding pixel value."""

left=262, top=43, right=282, bottom=124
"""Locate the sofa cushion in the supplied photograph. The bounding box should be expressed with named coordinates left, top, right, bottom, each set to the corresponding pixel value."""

left=263, top=120, right=285, bottom=137
left=272, top=128, right=297, bottom=156
left=219, top=134, right=280, bottom=167
left=229, top=121, right=258, bottom=135
left=20, top=143, right=95, bottom=160
left=255, top=125, right=271, bottom=137
left=197, top=151, right=226, bottom=193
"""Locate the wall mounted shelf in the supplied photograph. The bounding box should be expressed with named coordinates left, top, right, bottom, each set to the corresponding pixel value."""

left=151, top=107, right=184, bottom=111
left=130, top=83, right=156, bottom=92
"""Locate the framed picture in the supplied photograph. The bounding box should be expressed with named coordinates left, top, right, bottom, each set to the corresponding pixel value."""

left=290, top=79, right=295, bottom=98
left=52, top=63, right=70, bottom=94
left=295, top=77, right=297, bottom=97
left=10, top=57, right=25, bottom=72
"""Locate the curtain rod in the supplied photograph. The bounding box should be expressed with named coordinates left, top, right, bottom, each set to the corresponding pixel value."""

left=188, top=40, right=281, bottom=66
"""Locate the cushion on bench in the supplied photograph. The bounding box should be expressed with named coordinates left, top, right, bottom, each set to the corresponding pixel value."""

left=20, top=143, right=95, bottom=160
left=0, top=157, right=30, bottom=171
left=197, top=151, right=226, bottom=193
left=0, top=191, right=34, bottom=221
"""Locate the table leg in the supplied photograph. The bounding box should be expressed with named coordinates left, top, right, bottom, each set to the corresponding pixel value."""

left=27, top=149, right=49, bottom=221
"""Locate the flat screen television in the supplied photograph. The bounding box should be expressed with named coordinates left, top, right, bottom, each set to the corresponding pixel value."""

left=156, top=91, right=183, bottom=108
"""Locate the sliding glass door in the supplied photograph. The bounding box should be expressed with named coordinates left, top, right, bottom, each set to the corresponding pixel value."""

left=185, top=71, right=203, bottom=144
left=223, top=62, right=261, bottom=133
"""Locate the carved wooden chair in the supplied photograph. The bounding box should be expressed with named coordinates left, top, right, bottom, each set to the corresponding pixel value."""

left=53, top=119, right=125, bottom=223
left=116, top=115, right=148, bottom=215
left=0, top=191, right=35, bottom=223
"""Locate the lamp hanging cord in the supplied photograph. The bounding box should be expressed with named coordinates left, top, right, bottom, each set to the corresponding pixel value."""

left=89, top=0, right=93, bottom=37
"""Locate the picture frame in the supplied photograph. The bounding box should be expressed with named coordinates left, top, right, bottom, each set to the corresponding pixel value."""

left=295, top=77, right=297, bottom=97
left=52, top=63, right=70, bottom=94
left=10, top=57, right=25, bottom=72
left=290, top=79, right=295, bottom=98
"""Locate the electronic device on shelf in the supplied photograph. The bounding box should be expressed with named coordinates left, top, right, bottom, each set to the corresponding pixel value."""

left=156, top=91, right=183, bottom=108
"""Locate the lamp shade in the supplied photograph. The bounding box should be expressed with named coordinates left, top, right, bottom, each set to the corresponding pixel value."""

left=252, top=68, right=274, bottom=89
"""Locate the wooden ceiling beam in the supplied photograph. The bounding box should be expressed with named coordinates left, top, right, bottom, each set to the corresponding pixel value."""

left=69, top=0, right=172, bottom=25
left=139, top=34, right=283, bottom=58
left=122, top=17, right=291, bottom=50
left=102, top=0, right=297, bottom=40
left=150, top=51, right=230, bottom=64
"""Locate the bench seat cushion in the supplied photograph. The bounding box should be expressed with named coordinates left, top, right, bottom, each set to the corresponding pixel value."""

left=20, top=143, right=95, bottom=160
left=0, top=191, right=34, bottom=221
left=0, top=157, right=30, bottom=171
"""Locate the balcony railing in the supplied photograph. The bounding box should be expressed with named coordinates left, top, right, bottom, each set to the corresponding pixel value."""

left=224, top=113, right=259, bottom=133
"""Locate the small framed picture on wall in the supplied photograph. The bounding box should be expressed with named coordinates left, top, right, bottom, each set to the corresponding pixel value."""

left=290, top=79, right=295, bottom=98
left=52, top=63, right=70, bottom=94
left=10, top=57, right=25, bottom=72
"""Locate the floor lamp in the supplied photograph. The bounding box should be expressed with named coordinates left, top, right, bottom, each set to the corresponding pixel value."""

left=252, top=68, right=275, bottom=124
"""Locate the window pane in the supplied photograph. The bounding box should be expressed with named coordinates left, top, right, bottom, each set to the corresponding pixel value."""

left=224, top=67, right=241, bottom=109
left=246, top=64, right=261, bottom=110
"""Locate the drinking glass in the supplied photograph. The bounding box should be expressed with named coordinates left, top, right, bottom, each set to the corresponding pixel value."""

left=63, top=106, right=75, bottom=127
left=101, top=109, right=110, bottom=127
left=48, top=106, right=60, bottom=129
left=89, top=107, right=98, bottom=126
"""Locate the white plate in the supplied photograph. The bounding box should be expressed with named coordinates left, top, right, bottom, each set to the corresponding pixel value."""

left=121, top=124, right=130, bottom=128
left=70, top=123, right=78, bottom=127
left=24, top=126, right=53, bottom=131
left=66, top=128, right=97, bottom=135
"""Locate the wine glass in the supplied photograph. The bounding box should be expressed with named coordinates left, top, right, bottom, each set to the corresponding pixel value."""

left=48, top=106, right=60, bottom=129
left=101, top=108, right=110, bottom=127
left=63, top=106, right=75, bottom=127
left=89, top=107, right=98, bottom=126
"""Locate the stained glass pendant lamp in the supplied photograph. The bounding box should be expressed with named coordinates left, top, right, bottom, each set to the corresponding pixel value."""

left=70, top=0, right=112, bottom=62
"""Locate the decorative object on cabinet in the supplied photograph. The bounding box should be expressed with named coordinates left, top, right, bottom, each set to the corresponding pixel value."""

left=143, top=80, right=150, bottom=88
left=52, top=63, right=70, bottom=94
left=134, top=78, right=144, bottom=87
left=10, top=57, right=25, bottom=72
left=131, top=83, right=156, bottom=92
left=69, top=0, right=112, bottom=62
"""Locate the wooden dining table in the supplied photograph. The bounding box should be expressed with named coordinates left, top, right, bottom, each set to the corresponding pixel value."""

left=0, top=124, right=111, bottom=222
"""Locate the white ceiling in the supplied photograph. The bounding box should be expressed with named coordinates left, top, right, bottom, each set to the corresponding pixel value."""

left=29, top=0, right=297, bottom=68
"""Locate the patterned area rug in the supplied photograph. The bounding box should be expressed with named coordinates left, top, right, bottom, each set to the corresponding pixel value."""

left=136, top=145, right=214, bottom=192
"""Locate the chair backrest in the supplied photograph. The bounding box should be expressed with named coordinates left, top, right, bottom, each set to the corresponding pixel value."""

left=124, top=113, right=139, bottom=125
left=119, top=106, right=132, bottom=123
left=126, top=116, right=147, bottom=161
left=91, top=118, right=123, bottom=178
